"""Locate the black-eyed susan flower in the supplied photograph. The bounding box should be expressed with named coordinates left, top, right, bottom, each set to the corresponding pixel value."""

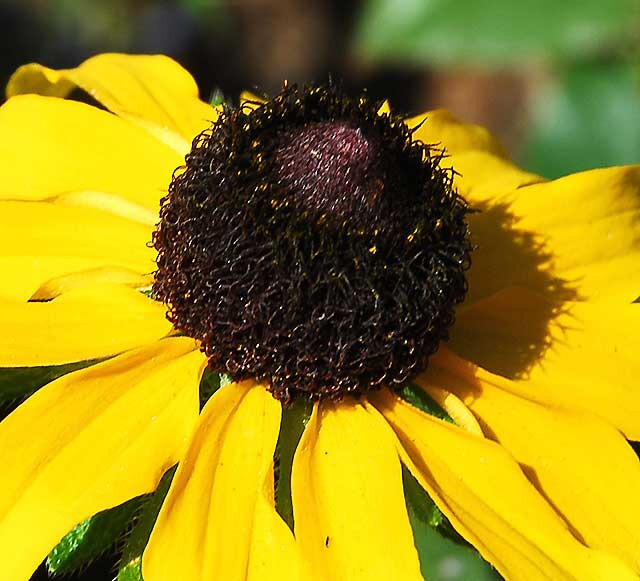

left=0, top=53, right=639, bottom=581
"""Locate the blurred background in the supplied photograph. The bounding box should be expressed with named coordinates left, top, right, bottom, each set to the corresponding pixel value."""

left=1, top=0, right=636, bottom=579
left=1, top=0, right=639, bottom=179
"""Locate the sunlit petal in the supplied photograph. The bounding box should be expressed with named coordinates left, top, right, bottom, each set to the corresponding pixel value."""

left=239, top=91, right=265, bottom=110
left=30, top=266, right=151, bottom=300
left=7, top=54, right=218, bottom=152
left=51, top=190, right=157, bottom=225
left=420, top=384, right=483, bottom=436
left=469, top=166, right=640, bottom=303
left=292, top=400, right=423, bottom=581
left=0, top=284, right=172, bottom=366
left=372, top=388, right=637, bottom=580
left=452, top=149, right=543, bottom=202
left=422, top=351, right=640, bottom=572
left=0, top=337, right=203, bottom=581
left=405, top=111, right=542, bottom=205
left=0, top=201, right=154, bottom=300
left=144, top=382, right=304, bottom=581
left=407, top=109, right=508, bottom=157
left=377, top=100, right=391, bottom=115
left=0, top=95, right=181, bottom=209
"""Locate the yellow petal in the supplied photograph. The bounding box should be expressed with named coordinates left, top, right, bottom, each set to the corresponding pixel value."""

left=422, top=351, right=640, bottom=573
left=470, top=165, right=640, bottom=303
left=451, top=149, right=543, bottom=202
left=30, top=266, right=152, bottom=300
left=0, top=201, right=154, bottom=301
left=421, top=385, right=483, bottom=436
left=51, top=190, right=157, bottom=225
left=7, top=54, right=218, bottom=151
left=0, top=257, right=103, bottom=302
left=143, top=382, right=303, bottom=581
left=450, top=286, right=640, bottom=439
left=407, top=109, right=508, bottom=158
left=377, top=100, right=391, bottom=115
left=0, top=95, right=181, bottom=209
left=0, top=337, right=203, bottom=581
left=0, top=283, right=172, bottom=366
left=249, top=490, right=308, bottom=581
left=405, top=111, right=542, bottom=206
left=0, top=201, right=154, bottom=265
left=292, top=400, right=422, bottom=581
left=240, top=90, right=265, bottom=110
left=371, top=389, right=637, bottom=581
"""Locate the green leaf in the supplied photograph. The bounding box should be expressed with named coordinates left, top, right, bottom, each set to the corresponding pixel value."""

left=520, top=61, right=640, bottom=179
left=354, top=0, right=637, bottom=66
left=46, top=497, right=142, bottom=575
left=209, top=87, right=226, bottom=107
left=0, top=361, right=97, bottom=403
left=274, top=398, right=312, bottom=529
left=403, top=467, right=500, bottom=580
left=396, top=383, right=454, bottom=424
left=117, top=467, right=176, bottom=581
left=199, top=370, right=238, bottom=409
left=0, top=360, right=100, bottom=419
left=403, top=465, right=444, bottom=529
left=199, top=367, right=221, bottom=409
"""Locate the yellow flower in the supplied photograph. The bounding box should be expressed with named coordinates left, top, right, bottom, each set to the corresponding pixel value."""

left=0, top=53, right=639, bottom=581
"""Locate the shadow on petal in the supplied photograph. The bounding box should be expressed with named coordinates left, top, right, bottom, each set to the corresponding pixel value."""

left=460, top=200, right=579, bottom=378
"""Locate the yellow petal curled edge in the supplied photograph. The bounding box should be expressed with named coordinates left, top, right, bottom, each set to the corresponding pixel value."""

left=450, top=286, right=640, bottom=439
left=144, top=382, right=304, bottom=581
left=424, top=350, right=640, bottom=573
left=0, top=283, right=172, bottom=366
left=30, top=266, right=152, bottom=300
left=0, top=336, right=204, bottom=581
left=422, top=384, right=483, bottom=436
left=0, top=95, right=181, bottom=209
left=371, top=388, right=638, bottom=581
left=7, top=53, right=218, bottom=153
left=292, top=400, right=423, bottom=581
left=0, top=201, right=155, bottom=301
left=240, top=90, right=265, bottom=110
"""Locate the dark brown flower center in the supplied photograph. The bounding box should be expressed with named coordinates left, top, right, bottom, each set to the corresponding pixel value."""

left=275, top=121, right=382, bottom=222
left=152, top=84, right=471, bottom=403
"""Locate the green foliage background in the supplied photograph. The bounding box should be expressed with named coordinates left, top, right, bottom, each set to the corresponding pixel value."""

left=355, top=0, right=640, bottom=180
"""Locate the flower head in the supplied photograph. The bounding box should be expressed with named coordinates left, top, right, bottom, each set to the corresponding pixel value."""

left=0, top=54, right=639, bottom=581
left=154, top=82, right=471, bottom=401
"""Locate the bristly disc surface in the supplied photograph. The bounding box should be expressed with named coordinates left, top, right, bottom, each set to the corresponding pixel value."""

left=153, top=84, right=471, bottom=402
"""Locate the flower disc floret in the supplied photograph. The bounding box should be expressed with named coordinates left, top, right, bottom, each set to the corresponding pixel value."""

left=153, top=84, right=472, bottom=402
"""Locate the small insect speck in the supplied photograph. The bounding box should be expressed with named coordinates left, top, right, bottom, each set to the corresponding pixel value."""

left=325, top=536, right=330, bottom=547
